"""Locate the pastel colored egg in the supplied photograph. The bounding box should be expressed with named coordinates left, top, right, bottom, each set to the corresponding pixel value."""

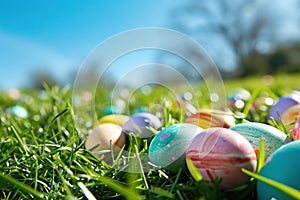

left=102, top=105, right=124, bottom=115
left=228, top=88, right=251, bottom=110
left=186, top=128, right=257, bottom=189
left=122, top=112, right=162, bottom=138
left=230, top=122, right=290, bottom=158
left=293, top=117, right=300, bottom=140
left=228, top=88, right=251, bottom=102
left=98, top=114, right=129, bottom=126
left=252, top=97, right=274, bottom=112
left=184, top=109, right=235, bottom=129
left=267, top=91, right=300, bottom=122
left=8, top=105, right=28, bottom=118
left=85, top=123, right=126, bottom=155
left=149, top=123, right=203, bottom=172
left=282, top=104, right=300, bottom=125
left=257, top=140, right=300, bottom=200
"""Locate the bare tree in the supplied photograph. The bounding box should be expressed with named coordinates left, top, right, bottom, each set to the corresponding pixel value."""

left=172, top=0, right=300, bottom=77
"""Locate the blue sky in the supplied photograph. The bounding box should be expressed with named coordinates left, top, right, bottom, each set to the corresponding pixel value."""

left=1, top=0, right=299, bottom=90
left=0, top=1, right=185, bottom=89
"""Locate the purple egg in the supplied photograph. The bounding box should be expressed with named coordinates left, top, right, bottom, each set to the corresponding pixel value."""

left=267, top=91, right=300, bottom=122
left=122, top=112, right=162, bottom=138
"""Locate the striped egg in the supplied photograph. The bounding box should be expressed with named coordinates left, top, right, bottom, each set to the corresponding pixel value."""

left=186, top=128, right=257, bottom=189
left=149, top=123, right=203, bottom=172
left=98, top=114, right=129, bottom=126
left=293, top=117, right=300, bottom=140
left=282, top=104, right=300, bottom=125
left=267, top=91, right=300, bottom=122
left=184, top=109, right=235, bottom=129
left=230, top=122, right=290, bottom=158
left=85, top=123, right=126, bottom=156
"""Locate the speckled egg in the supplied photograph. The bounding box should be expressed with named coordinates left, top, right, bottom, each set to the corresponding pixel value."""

left=98, top=114, right=129, bottom=126
left=257, top=140, right=300, bottom=200
left=149, top=123, right=203, bottom=172
left=85, top=123, right=126, bottom=155
left=186, top=128, right=257, bottom=189
left=293, top=117, right=300, bottom=140
left=122, top=112, right=162, bottom=138
left=267, top=91, right=300, bottom=122
left=230, top=122, right=290, bottom=158
left=184, top=109, right=235, bottom=129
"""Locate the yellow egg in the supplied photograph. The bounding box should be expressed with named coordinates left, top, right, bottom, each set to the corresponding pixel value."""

left=98, top=114, right=129, bottom=126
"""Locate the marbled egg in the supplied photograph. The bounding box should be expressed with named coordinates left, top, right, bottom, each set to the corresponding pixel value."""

left=186, top=128, right=257, bottom=189
left=85, top=123, right=126, bottom=155
left=98, top=114, right=129, bottom=126
left=149, top=123, right=203, bottom=172
left=184, top=109, right=235, bottom=129
left=122, top=112, right=162, bottom=138
left=293, top=117, right=300, bottom=140
left=230, top=122, right=290, bottom=157
left=257, top=140, right=300, bottom=200
left=267, top=91, right=300, bottom=122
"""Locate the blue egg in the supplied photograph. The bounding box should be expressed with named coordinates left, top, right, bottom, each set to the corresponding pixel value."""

left=9, top=105, right=28, bottom=118
left=257, top=140, right=300, bottom=200
left=102, top=106, right=123, bottom=115
left=122, top=112, right=162, bottom=138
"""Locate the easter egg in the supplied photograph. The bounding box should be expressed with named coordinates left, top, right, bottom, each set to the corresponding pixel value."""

left=8, top=105, right=28, bottom=118
left=184, top=109, right=235, bottom=129
left=293, top=117, right=300, bottom=140
left=186, top=128, right=257, bottom=189
left=257, top=140, right=300, bottom=200
left=228, top=88, right=251, bottom=110
left=230, top=122, right=290, bottom=158
left=252, top=97, right=274, bottom=112
left=122, top=112, right=162, bottom=138
left=149, top=123, right=203, bottom=172
left=282, top=104, right=300, bottom=125
left=267, top=91, right=300, bottom=122
left=98, top=114, right=129, bottom=126
left=102, top=105, right=124, bottom=115
left=85, top=123, right=126, bottom=155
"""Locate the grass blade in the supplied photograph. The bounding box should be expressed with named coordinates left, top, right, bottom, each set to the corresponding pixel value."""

left=0, top=173, right=44, bottom=199
left=242, top=168, right=300, bottom=199
left=257, top=139, right=265, bottom=173
left=186, top=157, right=203, bottom=182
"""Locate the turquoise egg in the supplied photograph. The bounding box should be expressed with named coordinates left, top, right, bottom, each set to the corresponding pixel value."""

left=230, top=122, right=290, bottom=158
left=257, top=140, right=300, bottom=200
left=9, top=105, right=28, bottom=118
left=149, top=123, right=203, bottom=172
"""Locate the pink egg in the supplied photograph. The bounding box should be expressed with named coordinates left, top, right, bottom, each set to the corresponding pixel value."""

left=293, top=117, right=300, bottom=140
left=186, top=128, right=257, bottom=189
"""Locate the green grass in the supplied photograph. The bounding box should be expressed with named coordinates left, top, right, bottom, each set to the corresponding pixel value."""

left=1, top=73, right=300, bottom=199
